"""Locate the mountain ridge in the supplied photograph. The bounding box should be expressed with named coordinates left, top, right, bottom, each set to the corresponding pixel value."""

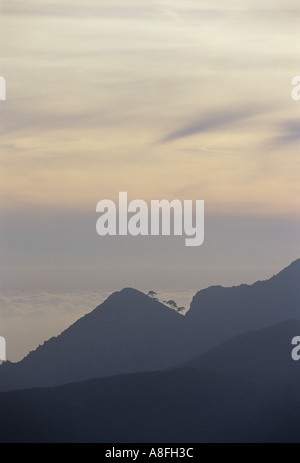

left=0, top=286, right=186, bottom=391
left=1, top=320, right=300, bottom=443
left=174, top=319, right=300, bottom=396
left=0, top=259, right=299, bottom=392
left=184, top=258, right=300, bottom=354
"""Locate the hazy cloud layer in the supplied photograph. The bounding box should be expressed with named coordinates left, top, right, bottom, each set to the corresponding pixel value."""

left=160, top=106, right=264, bottom=143
left=272, top=119, right=300, bottom=146
left=0, top=290, right=109, bottom=362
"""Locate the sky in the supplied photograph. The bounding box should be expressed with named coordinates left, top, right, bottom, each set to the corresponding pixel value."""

left=0, top=0, right=299, bottom=361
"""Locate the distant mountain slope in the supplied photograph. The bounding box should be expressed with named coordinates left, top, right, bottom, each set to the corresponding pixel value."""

left=1, top=314, right=300, bottom=442
left=185, top=259, right=300, bottom=354
left=176, top=320, right=300, bottom=402
left=0, top=259, right=299, bottom=392
left=0, top=366, right=299, bottom=443
left=0, top=288, right=185, bottom=391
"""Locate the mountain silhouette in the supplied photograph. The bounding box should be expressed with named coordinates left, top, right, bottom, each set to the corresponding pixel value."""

left=0, top=288, right=185, bottom=391
left=176, top=319, right=300, bottom=402
left=0, top=320, right=299, bottom=443
left=0, top=259, right=299, bottom=392
left=185, top=258, right=300, bottom=354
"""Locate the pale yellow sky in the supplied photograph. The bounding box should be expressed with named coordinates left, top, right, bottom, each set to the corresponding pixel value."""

left=1, top=0, right=299, bottom=216
left=1, top=1, right=300, bottom=363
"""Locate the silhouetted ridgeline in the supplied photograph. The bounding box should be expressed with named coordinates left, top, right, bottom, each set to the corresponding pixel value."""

left=185, top=258, right=300, bottom=354
left=0, top=260, right=299, bottom=442
left=0, top=320, right=299, bottom=442
left=0, top=259, right=299, bottom=392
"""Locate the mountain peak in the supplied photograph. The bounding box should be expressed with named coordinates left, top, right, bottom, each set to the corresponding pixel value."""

left=107, top=287, right=148, bottom=301
left=0, top=284, right=184, bottom=391
left=270, top=258, right=300, bottom=281
left=114, top=287, right=145, bottom=296
left=96, top=287, right=167, bottom=311
left=185, top=258, right=300, bottom=355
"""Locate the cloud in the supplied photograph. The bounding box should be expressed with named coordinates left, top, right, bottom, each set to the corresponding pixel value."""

left=0, top=290, right=112, bottom=362
left=160, top=106, right=261, bottom=143
left=1, top=0, right=159, bottom=19
left=271, top=120, right=300, bottom=146
left=0, top=290, right=110, bottom=320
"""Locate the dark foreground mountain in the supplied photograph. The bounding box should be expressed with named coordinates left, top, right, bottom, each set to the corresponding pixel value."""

left=0, top=259, right=299, bottom=392
left=0, top=321, right=299, bottom=443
